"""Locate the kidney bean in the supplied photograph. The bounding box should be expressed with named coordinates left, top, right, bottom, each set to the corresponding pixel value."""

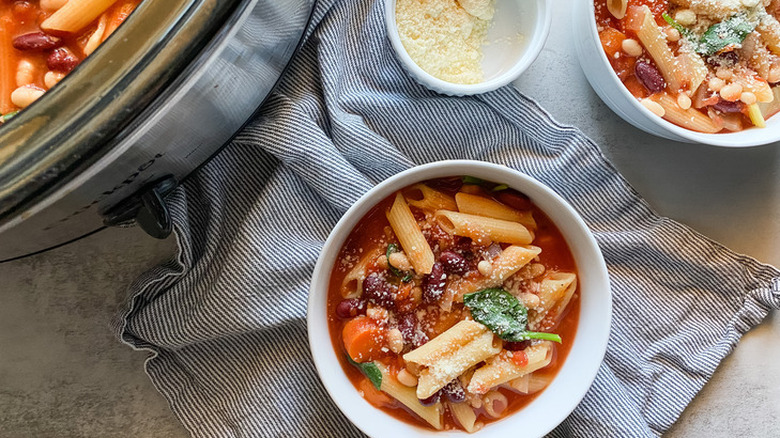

left=362, top=273, right=395, bottom=308
left=397, top=312, right=428, bottom=348
left=439, top=251, right=469, bottom=275
left=418, top=390, right=441, bottom=406
left=442, top=380, right=466, bottom=403
left=707, top=51, right=738, bottom=68
left=634, top=61, right=665, bottom=93
left=712, top=100, right=743, bottom=113
left=335, top=298, right=366, bottom=319
left=497, top=190, right=531, bottom=210
left=422, top=262, right=446, bottom=303
left=47, top=48, right=80, bottom=73
left=504, top=340, right=532, bottom=351
left=13, top=32, right=61, bottom=51
left=425, top=176, right=462, bottom=193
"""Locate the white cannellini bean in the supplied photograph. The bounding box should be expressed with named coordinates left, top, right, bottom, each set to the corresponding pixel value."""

left=366, top=305, right=388, bottom=322
left=44, top=71, right=65, bottom=89
left=40, top=0, right=68, bottom=11
left=387, top=328, right=404, bottom=354
left=674, top=9, right=696, bottom=26
left=15, top=59, right=34, bottom=87
left=388, top=252, right=412, bottom=271
left=641, top=99, right=665, bottom=117
left=397, top=368, right=418, bottom=387
left=715, top=68, right=733, bottom=80
left=10, top=85, right=45, bottom=108
left=519, top=293, right=541, bottom=309
left=708, top=77, right=725, bottom=92
left=740, top=91, right=757, bottom=105
left=621, top=39, right=642, bottom=57
left=768, top=66, right=780, bottom=84
left=677, top=93, right=692, bottom=110
left=719, top=83, right=743, bottom=102
left=664, top=27, right=680, bottom=42
left=477, top=260, right=493, bottom=276
left=741, top=0, right=760, bottom=7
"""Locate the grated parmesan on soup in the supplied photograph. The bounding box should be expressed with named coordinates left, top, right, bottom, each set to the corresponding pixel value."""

left=395, top=0, right=495, bottom=84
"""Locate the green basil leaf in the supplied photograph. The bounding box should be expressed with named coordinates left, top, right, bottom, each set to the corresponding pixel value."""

left=347, top=356, right=383, bottom=390
left=662, top=12, right=692, bottom=40
left=386, top=243, right=403, bottom=277
left=463, top=288, right=561, bottom=343
left=698, top=13, right=754, bottom=56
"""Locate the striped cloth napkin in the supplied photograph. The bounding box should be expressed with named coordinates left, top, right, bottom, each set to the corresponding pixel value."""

left=116, top=1, right=780, bottom=437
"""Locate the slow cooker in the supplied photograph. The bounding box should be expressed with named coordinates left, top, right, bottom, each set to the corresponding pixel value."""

left=0, top=0, right=315, bottom=261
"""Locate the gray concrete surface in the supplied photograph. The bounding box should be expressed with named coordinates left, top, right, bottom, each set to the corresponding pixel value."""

left=0, top=1, right=778, bottom=437
left=0, top=228, right=187, bottom=438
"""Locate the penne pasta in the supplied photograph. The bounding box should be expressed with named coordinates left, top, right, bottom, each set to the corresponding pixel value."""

left=42, top=0, right=120, bottom=34
left=448, top=245, right=542, bottom=304
left=376, top=363, right=443, bottom=430
left=404, top=320, right=501, bottom=398
left=83, top=13, right=109, bottom=56
left=650, top=93, right=722, bottom=134
left=508, top=372, right=552, bottom=394
left=468, top=342, right=554, bottom=394
left=606, top=0, right=627, bottom=19
left=387, top=193, right=435, bottom=275
left=448, top=402, right=478, bottom=433
left=340, top=248, right=381, bottom=298
left=534, top=272, right=577, bottom=319
left=405, top=184, right=457, bottom=212
left=635, top=6, right=681, bottom=92
left=455, top=192, right=536, bottom=229
left=435, top=210, right=534, bottom=245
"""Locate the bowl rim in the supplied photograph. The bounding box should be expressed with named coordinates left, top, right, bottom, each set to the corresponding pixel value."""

left=384, top=0, right=552, bottom=95
left=581, top=1, right=780, bottom=147
left=307, top=160, right=612, bottom=437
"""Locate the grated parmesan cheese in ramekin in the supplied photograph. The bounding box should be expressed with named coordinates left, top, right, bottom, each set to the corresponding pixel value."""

left=396, top=0, right=495, bottom=84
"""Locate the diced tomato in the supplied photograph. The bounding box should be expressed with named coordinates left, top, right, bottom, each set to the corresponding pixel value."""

left=511, top=350, right=529, bottom=368
left=628, top=0, right=668, bottom=23
left=599, top=27, right=626, bottom=59
left=612, top=55, right=637, bottom=81
left=623, top=75, right=649, bottom=98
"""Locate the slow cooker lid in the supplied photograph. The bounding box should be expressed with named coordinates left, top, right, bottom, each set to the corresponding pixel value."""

left=0, top=0, right=246, bottom=225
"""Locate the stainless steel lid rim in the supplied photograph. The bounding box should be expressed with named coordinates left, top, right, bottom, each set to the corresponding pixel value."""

left=0, top=0, right=247, bottom=225
left=0, top=0, right=316, bottom=260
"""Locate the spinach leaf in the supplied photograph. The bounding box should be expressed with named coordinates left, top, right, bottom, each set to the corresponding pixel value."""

left=386, top=244, right=413, bottom=282
left=662, top=12, right=694, bottom=40
left=347, top=356, right=383, bottom=390
left=462, top=176, right=485, bottom=185
left=698, top=13, right=754, bottom=56
left=463, top=288, right=562, bottom=343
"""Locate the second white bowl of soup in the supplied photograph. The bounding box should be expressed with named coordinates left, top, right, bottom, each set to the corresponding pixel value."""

left=307, top=160, right=611, bottom=437
left=574, top=0, right=780, bottom=146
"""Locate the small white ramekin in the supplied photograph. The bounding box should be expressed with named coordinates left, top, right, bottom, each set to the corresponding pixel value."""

left=385, top=0, right=552, bottom=96
left=573, top=0, right=780, bottom=146
left=307, top=160, right=612, bottom=438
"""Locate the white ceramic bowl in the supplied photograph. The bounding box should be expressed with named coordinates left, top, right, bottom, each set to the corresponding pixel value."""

left=307, top=160, right=612, bottom=437
left=573, top=0, right=780, bottom=146
left=385, top=0, right=552, bottom=96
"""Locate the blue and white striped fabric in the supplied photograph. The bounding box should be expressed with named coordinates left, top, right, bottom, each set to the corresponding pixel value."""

left=116, top=1, right=780, bottom=437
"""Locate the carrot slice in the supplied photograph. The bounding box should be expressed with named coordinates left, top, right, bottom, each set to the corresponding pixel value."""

left=342, top=316, right=386, bottom=363
left=358, top=377, right=393, bottom=407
